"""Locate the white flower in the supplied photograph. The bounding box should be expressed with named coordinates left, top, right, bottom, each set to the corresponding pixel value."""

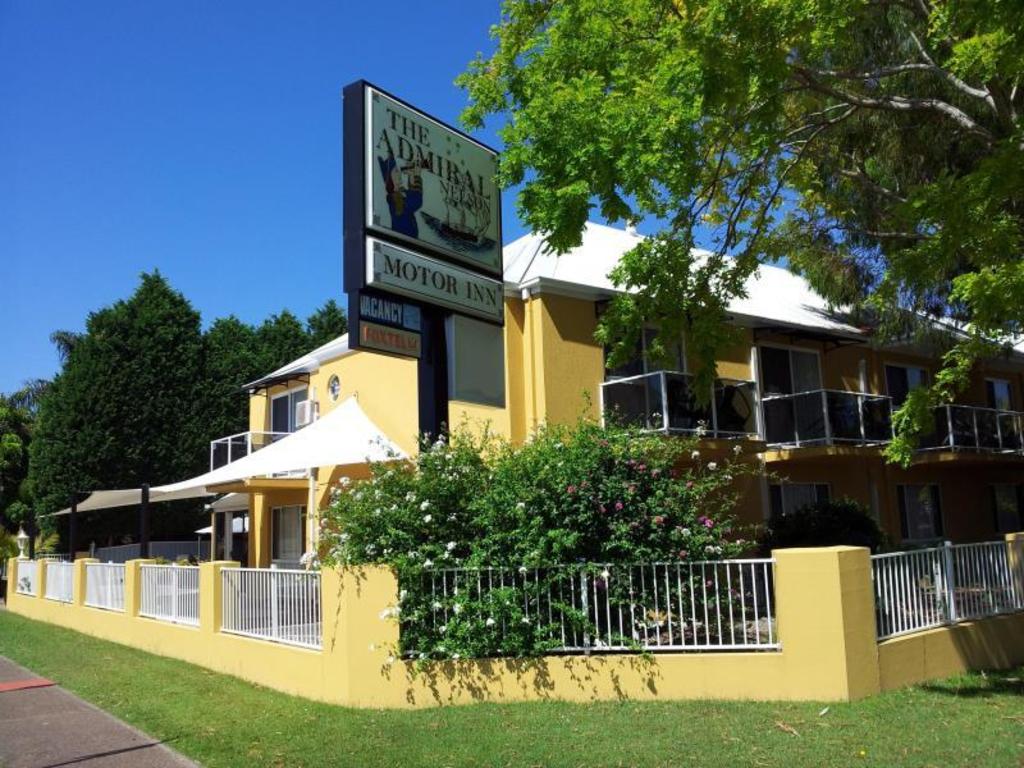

left=365, top=544, right=377, bottom=555
left=705, top=545, right=715, bottom=553
left=732, top=444, right=743, bottom=455
left=420, top=500, right=431, bottom=511
left=516, top=502, right=526, bottom=510
left=419, top=652, right=427, bottom=660
left=423, top=559, right=434, bottom=568
left=695, top=421, right=708, bottom=438
left=681, top=527, right=691, bottom=537
left=446, top=541, right=457, bottom=552
left=339, top=533, right=349, bottom=543
left=485, top=617, right=496, bottom=627
left=354, top=491, right=364, bottom=501
left=452, top=603, right=463, bottom=615
left=520, top=616, right=531, bottom=625
left=691, top=450, right=700, bottom=460
left=600, top=569, right=610, bottom=579
left=518, top=566, right=528, bottom=574
left=452, top=653, right=460, bottom=660
left=707, top=462, right=718, bottom=471
left=399, top=589, right=408, bottom=602
left=423, top=514, right=433, bottom=524
left=431, top=600, right=443, bottom=610
left=338, top=476, right=352, bottom=488
left=439, top=624, right=447, bottom=633
left=405, top=492, right=416, bottom=503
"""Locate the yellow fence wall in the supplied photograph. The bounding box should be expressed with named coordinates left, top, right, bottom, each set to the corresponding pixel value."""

left=7, top=543, right=1024, bottom=709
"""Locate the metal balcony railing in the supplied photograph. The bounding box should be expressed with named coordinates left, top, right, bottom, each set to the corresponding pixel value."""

left=600, top=371, right=759, bottom=439
left=209, top=431, right=289, bottom=471
left=761, top=389, right=894, bottom=448
left=919, top=404, right=1024, bottom=454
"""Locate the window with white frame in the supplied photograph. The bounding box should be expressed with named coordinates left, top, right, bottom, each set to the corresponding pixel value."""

left=884, top=364, right=928, bottom=407
left=897, top=484, right=943, bottom=541
left=271, top=387, right=309, bottom=433
left=768, top=482, right=830, bottom=517
left=991, top=484, right=1022, bottom=533
left=272, top=505, right=305, bottom=564
left=986, top=378, right=1014, bottom=411
left=605, top=328, right=685, bottom=380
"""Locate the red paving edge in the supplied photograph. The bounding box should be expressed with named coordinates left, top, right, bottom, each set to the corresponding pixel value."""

left=0, top=677, right=55, bottom=692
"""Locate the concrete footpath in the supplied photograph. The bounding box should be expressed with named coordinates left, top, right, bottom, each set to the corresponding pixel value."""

left=0, top=656, right=197, bottom=768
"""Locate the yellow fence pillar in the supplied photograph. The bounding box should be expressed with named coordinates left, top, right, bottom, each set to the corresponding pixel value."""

left=73, top=558, right=98, bottom=606
left=124, top=559, right=156, bottom=618
left=773, top=546, right=881, bottom=701
left=319, top=565, right=399, bottom=706
left=37, top=559, right=49, bottom=600
left=199, top=560, right=240, bottom=635
left=5, top=557, right=19, bottom=601
left=1006, top=532, right=1024, bottom=598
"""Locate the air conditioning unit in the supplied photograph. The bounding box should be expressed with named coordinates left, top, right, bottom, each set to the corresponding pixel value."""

left=294, top=399, right=317, bottom=428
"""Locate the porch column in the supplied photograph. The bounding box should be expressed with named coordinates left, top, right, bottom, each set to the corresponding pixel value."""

left=223, top=511, right=234, bottom=563
left=250, top=493, right=272, bottom=568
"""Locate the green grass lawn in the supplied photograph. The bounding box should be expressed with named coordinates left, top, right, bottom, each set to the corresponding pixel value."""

left=1, top=610, right=1022, bottom=768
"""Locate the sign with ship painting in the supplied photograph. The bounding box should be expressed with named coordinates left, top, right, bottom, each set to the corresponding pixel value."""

left=364, top=85, right=501, bottom=277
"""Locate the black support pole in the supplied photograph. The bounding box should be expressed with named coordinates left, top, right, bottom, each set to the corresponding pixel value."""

left=139, top=483, right=150, bottom=559
left=67, top=494, right=77, bottom=560
left=416, top=306, right=449, bottom=440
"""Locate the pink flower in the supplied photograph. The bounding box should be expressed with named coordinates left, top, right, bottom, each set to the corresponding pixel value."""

left=653, top=515, right=666, bottom=526
left=567, top=485, right=577, bottom=494
left=599, top=504, right=607, bottom=514
left=615, top=501, right=624, bottom=511
left=686, top=481, right=695, bottom=489
left=703, top=518, right=714, bottom=529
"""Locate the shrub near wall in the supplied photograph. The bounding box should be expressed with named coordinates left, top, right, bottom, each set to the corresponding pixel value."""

left=319, top=420, right=755, bottom=659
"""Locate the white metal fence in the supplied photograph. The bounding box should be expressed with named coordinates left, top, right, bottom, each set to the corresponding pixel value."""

left=221, top=568, right=321, bottom=649
left=15, top=560, right=38, bottom=596
left=94, top=541, right=209, bottom=564
left=84, top=562, right=126, bottom=612
left=44, top=561, right=74, bottom=603
left=872, top=539, right=1024, bottom=639
left=407, top=560, right=778, bottom=655
left=140, top=565, right=200, bottom=626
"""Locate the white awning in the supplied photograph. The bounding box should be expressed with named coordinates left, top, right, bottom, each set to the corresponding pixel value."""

left=205, top=493, right=249, bottom=513
left=48, top=397, right=404, bottom=515
left=195, top=515, right=248, bottom=536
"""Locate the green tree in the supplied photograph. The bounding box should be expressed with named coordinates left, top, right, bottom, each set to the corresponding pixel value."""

left=29, top=272, right=207, bottom=542
left=460, top=0, right=1024, bottom=463
left=202, top=316, right=262, bottom=441
left=255, top=310, right=309, bottom=375
left=306, top=299, right=348, bottom=350
left=0, top=395, right=32, bottom=531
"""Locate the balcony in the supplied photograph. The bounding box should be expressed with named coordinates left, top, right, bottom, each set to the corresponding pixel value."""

left=920, top=405, right=1024, bottom=454
left=762, top=389, right=893, bottom=448
left=600, top=371, right=759, bottom=439
left=209, top=431, right=289, bottom=471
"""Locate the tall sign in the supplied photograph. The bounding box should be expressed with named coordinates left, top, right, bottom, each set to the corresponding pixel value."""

left=343, top=81, right=503, bottom=437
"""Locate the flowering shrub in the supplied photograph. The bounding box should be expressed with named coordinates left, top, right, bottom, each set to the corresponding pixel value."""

left=319, top=419, right=753, bottom=658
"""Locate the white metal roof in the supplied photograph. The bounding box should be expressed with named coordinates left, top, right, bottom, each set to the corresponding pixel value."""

left=243, top=333, right=352, bottom=391
left=502, top=221, right=864, bottom=338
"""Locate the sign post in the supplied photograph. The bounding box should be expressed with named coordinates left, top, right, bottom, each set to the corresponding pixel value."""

left=342, top=81, right=503, bottom=439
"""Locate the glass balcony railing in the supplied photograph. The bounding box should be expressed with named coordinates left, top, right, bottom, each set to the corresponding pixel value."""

left=209, top=431, right=289, bottom=471
left=761, top=389, right=893, bottom=448
left=600, top=371, right=759, bottom=438
left=919, top=405, right=1024, bottom=453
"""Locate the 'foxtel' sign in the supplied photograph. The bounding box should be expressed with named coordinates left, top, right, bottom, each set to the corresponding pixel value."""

left=366, top=238, right=503, bottom=323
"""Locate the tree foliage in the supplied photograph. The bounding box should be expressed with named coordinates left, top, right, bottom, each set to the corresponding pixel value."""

left=460, top=0, right=1024, bottom=463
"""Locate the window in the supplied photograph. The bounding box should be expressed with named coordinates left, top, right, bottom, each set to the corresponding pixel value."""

left=885, top=364, right=928, bottom=407
left=606, top=328, right=685, bottom=380
left=759, top=346, right=821, bottom=396
left=986, top=378, right=1013, bottom=411
left=991, top=485, right=1022, bottom=533
left=898, top=484, right=943, bottom=541
left=270, top=387, right=309, bottom=433
left=768, top=483, right=830, bottom=517
left=272, top=505, right=306, bottom=563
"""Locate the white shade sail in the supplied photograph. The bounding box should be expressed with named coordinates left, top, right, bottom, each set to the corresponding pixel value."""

left=48, top=397, right=405, bottom=515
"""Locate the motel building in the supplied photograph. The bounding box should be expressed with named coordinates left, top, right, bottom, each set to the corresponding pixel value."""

left=52, top=220, right=1024, bottom=568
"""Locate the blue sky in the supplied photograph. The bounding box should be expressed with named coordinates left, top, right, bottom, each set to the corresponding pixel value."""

left=0, top=1, right=524, bottom=393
